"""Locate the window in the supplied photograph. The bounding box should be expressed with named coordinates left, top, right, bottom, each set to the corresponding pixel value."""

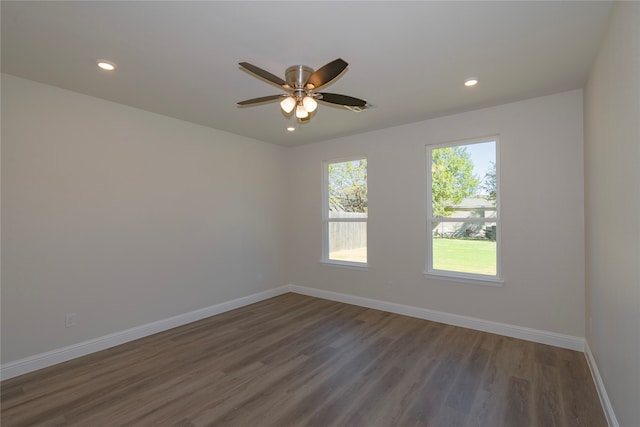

left=322, top=157, right=368, bottom=267
left=426, top=137, right=501, bottom=283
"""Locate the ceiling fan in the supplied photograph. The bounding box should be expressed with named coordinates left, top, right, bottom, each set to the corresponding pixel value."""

left=237, top=58, right=367, bottom=123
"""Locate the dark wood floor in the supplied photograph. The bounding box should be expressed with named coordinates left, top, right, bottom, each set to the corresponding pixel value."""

left=1, top=293, right=607, bottom=427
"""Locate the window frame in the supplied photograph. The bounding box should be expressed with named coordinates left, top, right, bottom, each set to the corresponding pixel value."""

left=321, top=155, right=369, bottom=269
left=424, top=136, right=503, bottom=285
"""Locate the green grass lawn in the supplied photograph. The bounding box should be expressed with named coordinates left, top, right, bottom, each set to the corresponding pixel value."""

left=433, top=238, right=496, bottom=275
left=329, top=238, right=496, bottom=275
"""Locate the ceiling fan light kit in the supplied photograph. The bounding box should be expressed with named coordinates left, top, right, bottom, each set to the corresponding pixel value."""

left=302, top=96, right=317, bottom=112
left=238, top=58, right=367, bottom=124
left=295, top=102, right=309, bottom=119
left=280, top=96, right=296, bottom=113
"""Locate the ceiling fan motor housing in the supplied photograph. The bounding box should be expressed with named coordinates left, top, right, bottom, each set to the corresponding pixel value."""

left=285, top=65, right=314, bottom=89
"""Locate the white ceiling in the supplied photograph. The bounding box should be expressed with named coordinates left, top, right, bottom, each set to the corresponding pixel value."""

left=1, top=1, right=612, bottom=146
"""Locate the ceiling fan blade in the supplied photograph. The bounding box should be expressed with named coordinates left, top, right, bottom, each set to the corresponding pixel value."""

left=237, top=94, right=283, bottom=106
left=318, top=93, right=367, bottom=108
left=306, top=58, right=348, bottom=90
left=239, top=62, right=289, bottom=88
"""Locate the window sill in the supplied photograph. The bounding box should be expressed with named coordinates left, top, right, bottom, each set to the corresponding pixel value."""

left=321, top=260, right=369, bottom=271
left=423, top=271, right=504, bottom=287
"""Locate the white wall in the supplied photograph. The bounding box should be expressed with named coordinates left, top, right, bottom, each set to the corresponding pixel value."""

left=287, top=90, right=585, bottom=337
left=0, top=74, right=588, bottom=373
left=584, top=2, right=640, bottom=426
left=1, top=74, right=288, bottom=363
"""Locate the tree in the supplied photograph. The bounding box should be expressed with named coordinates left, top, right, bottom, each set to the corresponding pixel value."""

left=328, top=159, right=367, bottom=213
left=481, top=161, right=496, bottom=201
left=431, top=146, right=478, bottom=217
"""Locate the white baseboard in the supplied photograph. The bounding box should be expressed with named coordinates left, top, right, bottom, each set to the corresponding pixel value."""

left=584, top=342, right=619, bottom=427
left=4, top=284, right=610, bottom=423
left=288, top=284, right=585, bottom=351
left=0, top=286, right=290, bottom=381
left=0, top=284, right=587, bottom=382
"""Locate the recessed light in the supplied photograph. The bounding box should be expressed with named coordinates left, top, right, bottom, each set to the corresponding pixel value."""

left=97, top=60, right=116, bottom=71
left=287, top=126, right=296, bottom=132
left=464, top=78, right=478, bottom=87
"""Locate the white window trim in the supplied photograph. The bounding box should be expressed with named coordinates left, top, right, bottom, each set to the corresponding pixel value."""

left=321, top=155, right=368, bottom=268
left=422, top=271, right=504, bottom=286
left=321, top=260, right=369, bottom=270
left=425, top=136, right=502, bottom=285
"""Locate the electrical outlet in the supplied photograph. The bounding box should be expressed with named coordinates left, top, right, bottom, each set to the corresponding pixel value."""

left=65, top=313, right=77, bottom=328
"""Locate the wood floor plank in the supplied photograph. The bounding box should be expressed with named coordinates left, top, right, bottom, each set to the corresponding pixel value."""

left=397, top=351, right=466, bottom=426
left=533, top=362, right=563, bottom=427
left=503, top=376, right=532, bottom=427
left=1, top=293, right=607, bottom=427
left=319, top=319, right=442, bottom=427
left=558, top=351, right=607, bottom=427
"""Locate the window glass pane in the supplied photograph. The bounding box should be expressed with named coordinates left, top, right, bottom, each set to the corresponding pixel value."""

left=440, top=202, right=498, bottom=220
left=431, top=141, right=496, bottom=217
left=329, top=221, right=367, bottom=263
left=428, top=139, right=498, bottom=279
left=329, top=212, right=368, bottom=220
left=432, top=221, right=497, bottom=275
left=328, top=159, right=368, bottom=218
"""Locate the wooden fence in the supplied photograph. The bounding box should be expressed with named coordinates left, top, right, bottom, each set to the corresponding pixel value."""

left=328, top=212, right=367, bottom=252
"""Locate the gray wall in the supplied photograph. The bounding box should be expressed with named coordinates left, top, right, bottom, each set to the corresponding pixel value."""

left=1, top=74, right=288, bottom=362
left=584, top=2, right=640, bottom=426
left=287, top=90, right=586, bottom=338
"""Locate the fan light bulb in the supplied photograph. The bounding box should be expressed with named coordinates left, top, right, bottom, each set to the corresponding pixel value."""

left=296, top=104, right=309, bottom=119
left=280, top=96, right=296, bottom=114
left=302, top=96, right=317, bottom=113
